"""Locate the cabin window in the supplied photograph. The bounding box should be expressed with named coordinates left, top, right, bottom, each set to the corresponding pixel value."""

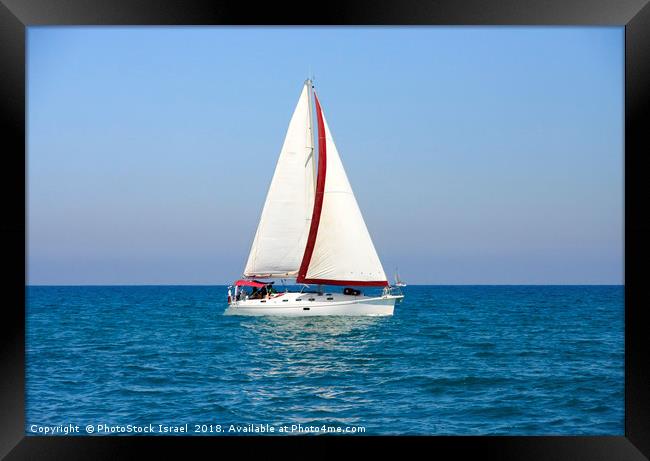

left=282, top=299, right=288, bottom=302
left=260, top=300, right=266, bottom=303
left=303, top=307, right=310, bottom=311
left=308, top=298, right=315, bottom=301
left=327, top=297, right=334, bottom=300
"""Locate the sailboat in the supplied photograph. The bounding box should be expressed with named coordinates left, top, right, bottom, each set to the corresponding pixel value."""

left=225, top=79, right=403, bottom=316
left=394, top=268, right=407, bottom=287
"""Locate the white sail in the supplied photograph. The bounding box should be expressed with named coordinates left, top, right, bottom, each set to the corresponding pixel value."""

left=299, top=96, right=387, bottom=285
left=244, top=83, right=315, bottom=277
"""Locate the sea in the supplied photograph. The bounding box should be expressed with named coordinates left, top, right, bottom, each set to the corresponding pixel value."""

left=25, top=285, right=624, bottom=436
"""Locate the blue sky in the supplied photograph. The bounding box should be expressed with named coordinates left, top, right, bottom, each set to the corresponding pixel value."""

left=27, top=27, right=623, bottom=285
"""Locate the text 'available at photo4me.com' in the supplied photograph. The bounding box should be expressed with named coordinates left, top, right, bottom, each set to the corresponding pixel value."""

left=28, top=423, right=367, bottom=435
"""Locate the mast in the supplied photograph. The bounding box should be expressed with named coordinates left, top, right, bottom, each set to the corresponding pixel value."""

left=306, top=78, right=317, bottom=189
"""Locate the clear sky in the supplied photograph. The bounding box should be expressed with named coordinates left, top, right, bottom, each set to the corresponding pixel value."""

left=27, top=26, right=623, bottom=285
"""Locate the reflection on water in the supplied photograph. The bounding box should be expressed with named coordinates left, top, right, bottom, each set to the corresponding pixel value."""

left=240, top=316, right=387, bottom=377
left=235, top=316, right=386, bottom=421
left=244, top=316, right=385, bottom=350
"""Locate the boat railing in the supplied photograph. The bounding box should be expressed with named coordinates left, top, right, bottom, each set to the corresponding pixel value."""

left=384, top=285, right=404, bottom=297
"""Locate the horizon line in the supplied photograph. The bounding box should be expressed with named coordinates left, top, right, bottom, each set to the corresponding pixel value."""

left=25, top=283, right=625, bottom=287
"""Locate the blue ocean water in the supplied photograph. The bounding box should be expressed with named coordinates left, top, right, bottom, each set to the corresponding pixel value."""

left=26, top=285, right=624, bottom=435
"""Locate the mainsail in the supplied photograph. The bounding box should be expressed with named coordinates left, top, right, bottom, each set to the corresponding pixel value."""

left=296, top=93, right=388, bottom=286
left=243, top=82, right=315, bottom=277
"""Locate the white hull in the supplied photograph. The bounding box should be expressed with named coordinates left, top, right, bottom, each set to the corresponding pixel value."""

left=225, top=291, right=402, bottom=316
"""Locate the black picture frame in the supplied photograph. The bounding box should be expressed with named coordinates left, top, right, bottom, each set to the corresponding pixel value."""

left=2, top=1, right=648, bottom=459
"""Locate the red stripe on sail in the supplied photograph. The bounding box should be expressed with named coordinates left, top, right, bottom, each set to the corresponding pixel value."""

left=299, top=278, right=389, bottom=287
left=296, top=92, right=326, bottom=283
